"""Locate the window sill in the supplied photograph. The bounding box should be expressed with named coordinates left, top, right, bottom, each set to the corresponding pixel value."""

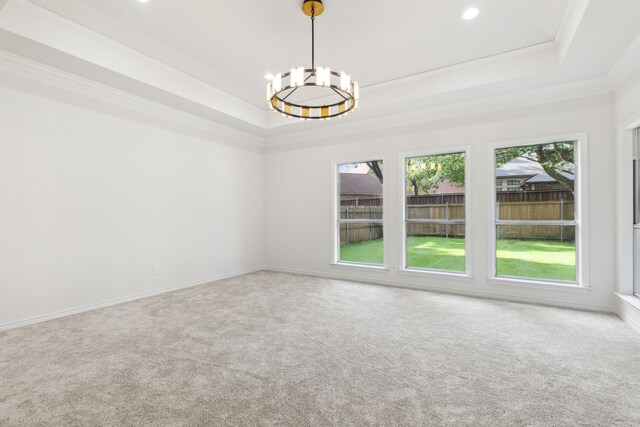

left=616, top=293, right=640, bottom=311
left=399, top=268, right=473, bottom=281
left=330, top=262, right=388, bottom=272
left=488, top=276, right=590, bottom=293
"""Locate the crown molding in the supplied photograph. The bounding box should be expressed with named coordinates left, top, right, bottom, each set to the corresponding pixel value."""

left=357, top=41, right=558, bottom=95
left=556, top=0, right=590, bottom=63
left=266, top=41, right=560, bottom=129
left=0, top=46, right=617, bottom=154
left=0, top=49, right=264, bottom=149
left=0, top=0, right=267, bottom=129
left=609, top=33, right=640, bottom=91
left=264, top=77, right=612, bottom=150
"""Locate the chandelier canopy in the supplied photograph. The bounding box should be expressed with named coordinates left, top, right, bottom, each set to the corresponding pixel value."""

left=266, top=0, right=359, bottom=120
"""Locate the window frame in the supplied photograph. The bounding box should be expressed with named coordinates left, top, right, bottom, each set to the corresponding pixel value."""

left=399, top=146, right=472, bottom=278
left=488, top=133, right=589, bottom=289
left=331, top=156, right=388, bottom=270
left=633, top=128, right=640, bottom=296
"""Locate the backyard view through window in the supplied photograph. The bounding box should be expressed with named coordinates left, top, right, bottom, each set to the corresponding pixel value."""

left=337, top=161, right=384, bottom=265
left=494, top=141, right=577, bottom=282
left=404, top=152, right=466, bottom=272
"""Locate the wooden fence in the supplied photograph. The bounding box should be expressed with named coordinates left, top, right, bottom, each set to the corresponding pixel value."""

left=340, top=206, right=383, bottom=244
left=406, top=204, right=465, bottom=238
left=339, top=190, right=573, bottom=207
left=339, top=200, right=575, bottom=244
left=497, top=200, right=575, bottom=241
left=340, top=197, right=382, bottom=207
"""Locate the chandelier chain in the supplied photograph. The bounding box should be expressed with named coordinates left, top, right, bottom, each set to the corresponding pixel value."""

left=311, top=8, right=315, bottom=71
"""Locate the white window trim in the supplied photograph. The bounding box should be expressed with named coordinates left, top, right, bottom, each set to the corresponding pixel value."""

left=398, top=145, right=472, bottom=277
left=331, top=155, right=388, bottom=269
left=487, top=133, right=590, bottom=289
left=615, top=114, right=640, bottom=298
left=633, top=128, right=640, bottom=297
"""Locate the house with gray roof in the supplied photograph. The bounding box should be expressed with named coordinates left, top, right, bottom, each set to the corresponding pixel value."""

left=340, top=173, right=383, bottom=198
left=496, top=157, right=574, bottom=192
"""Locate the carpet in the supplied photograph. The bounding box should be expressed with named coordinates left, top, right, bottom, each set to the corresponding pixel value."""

left=1, top=271, right=639, bottom=426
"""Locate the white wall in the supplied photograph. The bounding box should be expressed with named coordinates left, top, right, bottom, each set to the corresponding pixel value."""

left=0, top=58, right=626, bottom=328
left=0, top=75, right=263, bottom=328
left=264, top=94, right=616, bottom=311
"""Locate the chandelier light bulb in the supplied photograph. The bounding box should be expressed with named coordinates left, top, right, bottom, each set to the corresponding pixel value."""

left=291, top=67, right=305, bottom=87
left=266, top=82, right=272, bottom=101
left=316, top=67, right=331, bottom=87
left=272, top=74, right=282, bottom=93
left=340, top=72, right=351, bottom=92
left=462, top=7, right=479, bottom=20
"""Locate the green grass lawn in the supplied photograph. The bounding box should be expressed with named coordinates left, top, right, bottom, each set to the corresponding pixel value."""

left=340, top=236, right=576, bottom=281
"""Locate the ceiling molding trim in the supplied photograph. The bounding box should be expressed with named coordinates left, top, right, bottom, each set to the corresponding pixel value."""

left=608, top=33, right=640, bottom=91
left=0, top=49, right=265, bottom=149
left=0, top=0, right=267, bottom=128
left=264, top=77, right=612, bottom=150
left=359, top=41, right=558, bottom=94
left=266, top=41, right=559, bottom=129
left=556, top=0, right=590, bottom=64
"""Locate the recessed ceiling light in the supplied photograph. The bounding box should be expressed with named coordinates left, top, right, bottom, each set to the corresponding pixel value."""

left=137, top=0, right=150, bottom=3
left=264, top=73, right=274, bottom=81
left=462, top=7, right=479, bottom=20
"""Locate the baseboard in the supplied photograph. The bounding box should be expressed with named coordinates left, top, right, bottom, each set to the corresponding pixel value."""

left=615, top=293, right=640, bottom=334
left=0, top=266, right=264, bottom=331
left=265, top=266, right=617, bottom=314
left=2, top=265, right=619, bottom=332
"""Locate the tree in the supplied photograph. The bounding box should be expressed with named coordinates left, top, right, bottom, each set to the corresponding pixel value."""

left=366, top=161, right=384, bottom=184
left=367, top=141, right=574, bottom=196
left=495, top=142, right=575, bottom=193
left=405, top=153, right=465, bottom=196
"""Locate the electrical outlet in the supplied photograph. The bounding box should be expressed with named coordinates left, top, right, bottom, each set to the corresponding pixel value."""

left=153, top=265, right=159, bottom=276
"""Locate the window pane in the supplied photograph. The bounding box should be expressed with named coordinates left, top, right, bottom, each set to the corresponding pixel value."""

left=496, top=225, right=576, bottom=282
left=339, top=223, right=383, bottom=265
left=338, top=160, right=383, bottom=266
left=406, top=226, right=465, bottom=271
left=339, top=161, right=383, bottom=216
left=495, top=142, right=575, bottom=221
left=405, top=152, right=465, bottom=272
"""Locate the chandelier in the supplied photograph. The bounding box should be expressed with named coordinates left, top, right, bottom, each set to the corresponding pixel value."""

left=266, top=0, right=359, bottom=120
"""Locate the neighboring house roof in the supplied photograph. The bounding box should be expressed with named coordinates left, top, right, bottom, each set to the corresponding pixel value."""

left=495, top=157, right=544, bottom=178
left=525, top=170, right=574, bottom=184
left=340, top=173, right=383, bottom=195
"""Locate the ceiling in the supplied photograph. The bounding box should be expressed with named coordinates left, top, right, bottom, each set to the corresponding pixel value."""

left=0, top=0, right=639, bottom=139
left=26, top=0, right=569, bottom=109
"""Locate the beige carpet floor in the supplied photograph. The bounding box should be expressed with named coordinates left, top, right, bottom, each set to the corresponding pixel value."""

left=2, top=271, right=640, bottom=426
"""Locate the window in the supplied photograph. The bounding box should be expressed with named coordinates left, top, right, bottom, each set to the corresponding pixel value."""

left=492, top=139, right=582, bottom=284
left=506, top=179, right=522, bottom=191
left=402, top=149, right=469, bottom=274
left=334, top=160, right=384, bottom=266
left=634, top=128, right=640, bottom=296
